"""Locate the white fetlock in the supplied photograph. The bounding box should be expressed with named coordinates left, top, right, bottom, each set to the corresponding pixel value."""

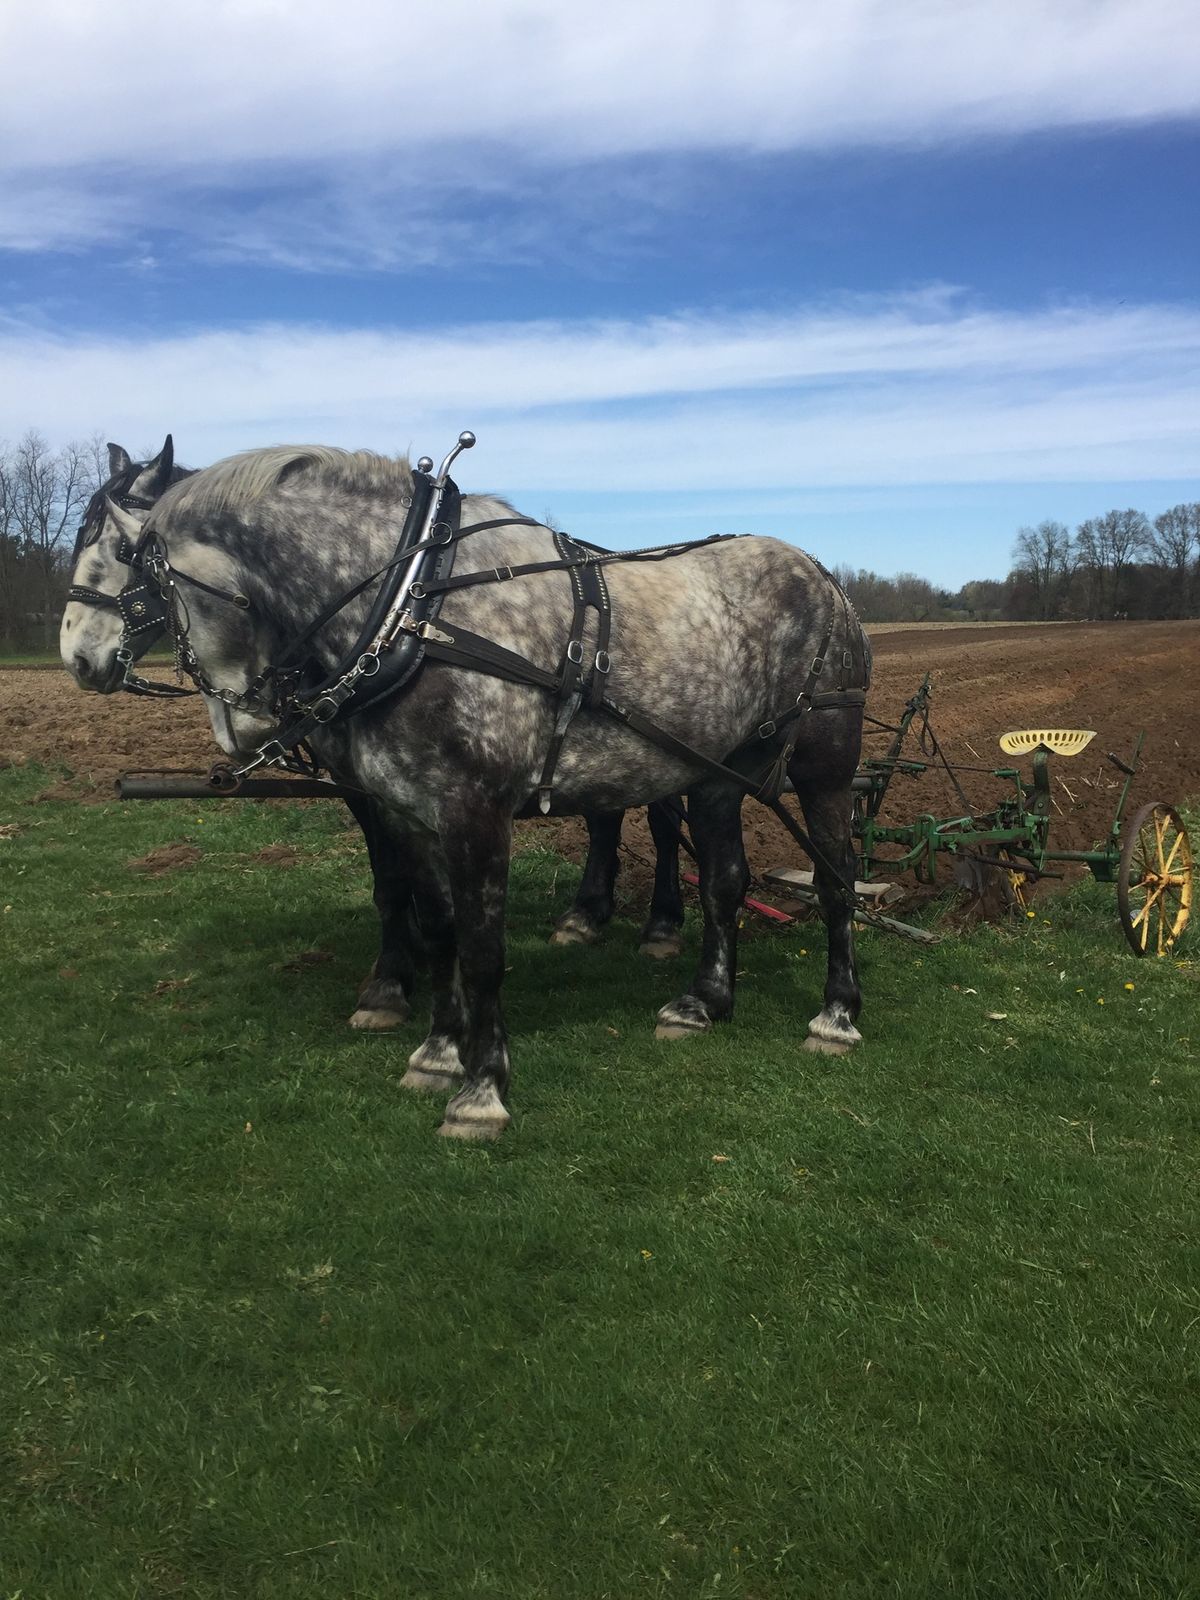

left=654, top=998, right=713, bottom=1041
left=550, top=911, right=599, bottom=947
left=400, top=1036, right=465, bottom=1094
left=639, top=934, right=683, bottom=961
left=438, top=1081, right=511, bottom=1140
left=804, top=1005, right=862, bottom=1056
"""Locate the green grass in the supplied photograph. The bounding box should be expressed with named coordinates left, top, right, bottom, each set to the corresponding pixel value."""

left=1, top=767, right=1198, bottom=1599
left=0, top=652, right=173, bottom=667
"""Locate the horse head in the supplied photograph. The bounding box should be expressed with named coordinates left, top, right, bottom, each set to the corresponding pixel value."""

left=59, top=435, right=180, bottom=692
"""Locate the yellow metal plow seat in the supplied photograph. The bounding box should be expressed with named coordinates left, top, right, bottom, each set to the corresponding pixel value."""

left=998, top=729, right=1096, bottom=758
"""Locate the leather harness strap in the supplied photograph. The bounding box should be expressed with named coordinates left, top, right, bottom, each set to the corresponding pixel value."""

left=533, top=531, right=613, bottom=812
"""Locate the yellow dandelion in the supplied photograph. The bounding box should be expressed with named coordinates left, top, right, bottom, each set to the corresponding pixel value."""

left=1124, top=982, right=1135, bottom=992
left=640, top=1249, right=653, bottom=1261
left=1097, top=997, right=1105, bottom=1006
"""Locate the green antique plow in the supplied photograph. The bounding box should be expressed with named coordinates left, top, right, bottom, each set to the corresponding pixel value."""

left=839, top=675, right=1193, bottom=956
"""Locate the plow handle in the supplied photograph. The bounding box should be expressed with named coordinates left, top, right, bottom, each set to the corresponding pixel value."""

left=115, top=773, right=361, bottom=801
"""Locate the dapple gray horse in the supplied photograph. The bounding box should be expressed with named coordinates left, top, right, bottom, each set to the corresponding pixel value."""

left=64, top=445, right=869, bottom=1140
left=64, top=442, right=688, bottom=1024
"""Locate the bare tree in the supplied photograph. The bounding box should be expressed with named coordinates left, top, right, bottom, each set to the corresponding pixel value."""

left=1012, top=520, right=1074, bottom=620
left=1146, top=503, right=1200, bottom=618
left=1075, top=509, right=1149, bottom=618
left=0, top=432, right=104, bottom=650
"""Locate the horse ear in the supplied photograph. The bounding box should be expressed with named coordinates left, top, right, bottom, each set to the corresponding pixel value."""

left=107, top=442, right=133, bottom=477
left=142, top=434, right=175, bottom=496
left=105, top=495, right=144, bottom=544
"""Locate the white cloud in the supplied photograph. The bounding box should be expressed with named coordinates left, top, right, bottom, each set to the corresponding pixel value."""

left=1, top=294, right=1196, bottom=492
left=2, top=1, right=1197, bottom=183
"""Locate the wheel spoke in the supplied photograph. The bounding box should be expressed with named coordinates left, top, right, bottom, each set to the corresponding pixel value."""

left=1120, top=801, right=1192, bottom=958
left=1160, top=831, right=1184, bottom=877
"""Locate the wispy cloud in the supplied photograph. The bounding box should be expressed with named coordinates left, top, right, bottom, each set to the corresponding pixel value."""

left=2, top=1, right=1197, bottom=256
left=2, top=293, right=1196, bottom=490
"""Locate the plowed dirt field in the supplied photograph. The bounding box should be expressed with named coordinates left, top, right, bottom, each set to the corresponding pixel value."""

left=4, top=621, right=1198, bottom=892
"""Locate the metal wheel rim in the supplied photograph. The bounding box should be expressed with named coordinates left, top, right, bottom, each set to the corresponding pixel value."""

left=1118, top=801, right=1193, bottom=957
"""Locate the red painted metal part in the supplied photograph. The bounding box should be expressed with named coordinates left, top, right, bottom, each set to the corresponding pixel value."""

left=682, top=871, right=794, bottom=924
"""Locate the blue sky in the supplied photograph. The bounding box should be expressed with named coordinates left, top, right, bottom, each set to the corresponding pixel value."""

left=2, top=0, right=1197, bottom=587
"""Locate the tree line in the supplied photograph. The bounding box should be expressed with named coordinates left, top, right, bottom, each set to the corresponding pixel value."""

left=1, top=428, right=1197, bottom=650
left=838, top=501, right=1200, bottom=624
left=0, top=432, right=107, bottom=652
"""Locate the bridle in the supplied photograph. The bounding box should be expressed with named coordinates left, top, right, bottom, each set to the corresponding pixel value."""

left=68, top=469, right=252, bottom=701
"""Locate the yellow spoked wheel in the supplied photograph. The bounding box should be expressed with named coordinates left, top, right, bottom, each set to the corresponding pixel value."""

left=1118, top=801, right=1193, bottom=957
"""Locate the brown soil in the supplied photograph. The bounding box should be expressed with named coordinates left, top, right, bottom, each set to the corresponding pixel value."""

left=4, top=622, right=1199, bottom=897
left=124, top=842, right=203, bottom=876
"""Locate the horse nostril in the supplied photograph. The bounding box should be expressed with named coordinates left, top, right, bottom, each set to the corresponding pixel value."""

left=73, top=653, right=95, bottom=683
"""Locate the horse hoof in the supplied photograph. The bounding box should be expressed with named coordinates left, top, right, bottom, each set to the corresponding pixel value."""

left=655, top=1020, right=709, bottom=1040
left=805, top=1005, right=862, bottom=1055
left=350, top=1007, right=407, bottom=1031
left=401, top=1065, right=459, bottom=1095
left=354, top=978, right=410, bottom=1027
left=802, top=1034, right=854, bottom=1056
left=437, top=1117, right=508, bottom=1142
left=639, top=935, right=683, bottom=961
left=655, top=996, right=713, bottom=1040
left=550, top=912, right=599, bottom=946
left=402, top=1037, right=464, bottom=1094
left=438, top=1082, right=511, bottom=1140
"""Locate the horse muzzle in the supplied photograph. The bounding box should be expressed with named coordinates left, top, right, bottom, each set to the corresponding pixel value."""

left=68, top=651, right=126, bottom=694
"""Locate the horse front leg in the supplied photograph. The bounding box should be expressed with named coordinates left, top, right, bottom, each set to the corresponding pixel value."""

left=794, top=780, right=862, bottom=1055
left=551, top=809, right=623, bottom=945
left=638, top=797, right=685, bottom=959
left=398, top=843, right=467, bottom=1097
left=655, top=782, right=747, bottom=1039
left=344, top=795, right=420, bottom=1031
left=437, top=800, right=514, bottom=1141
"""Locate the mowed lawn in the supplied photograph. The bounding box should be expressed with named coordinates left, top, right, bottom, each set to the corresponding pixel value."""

left=1, top=767, right=1198, bottom=1599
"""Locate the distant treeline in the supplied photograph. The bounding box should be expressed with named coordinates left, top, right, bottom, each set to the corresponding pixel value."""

left=1, top=432, right=106, bottom=652
left=834, top=505, right=1200, bottom=625
left=1, top=429, right=1198, bottom=650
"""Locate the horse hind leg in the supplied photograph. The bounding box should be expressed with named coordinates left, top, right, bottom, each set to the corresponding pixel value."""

left=638, top=798, right=685, bottom=960
left=655, top=783, right=747, bottom=1039
left=794, top=780, right=863, bottom=1056
left=551, top=810, right=622, bottom=945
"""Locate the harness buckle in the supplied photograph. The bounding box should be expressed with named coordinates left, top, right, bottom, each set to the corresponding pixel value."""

left=409, top=582, right=426, bottom=599
left=842, top=649, right=854, bottom=673
left=566, top=639, right=584, bottom=666
left=758, top=719, right=777, bottom=739
left=494, top=565, right=514, bottom=582
left=594, top=649, right=611, bottom=674
left=416, top=620, right=455, bottom=645
left=811, top=655, right=826, bottom=675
